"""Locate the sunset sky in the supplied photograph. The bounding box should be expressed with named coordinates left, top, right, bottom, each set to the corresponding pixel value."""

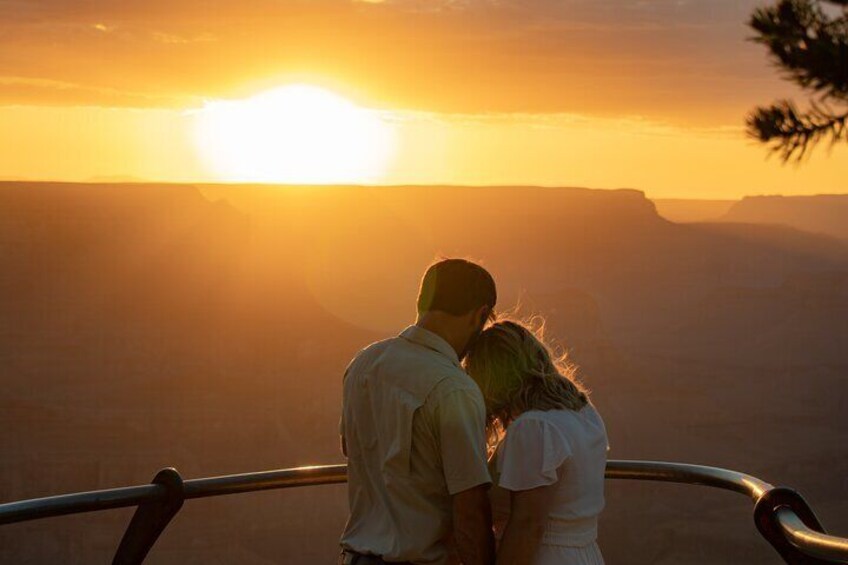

left=1, top=0, right=846, bottom=198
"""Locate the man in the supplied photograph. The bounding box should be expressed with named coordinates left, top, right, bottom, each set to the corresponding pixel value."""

left=339, top=259, right=497, bottom=565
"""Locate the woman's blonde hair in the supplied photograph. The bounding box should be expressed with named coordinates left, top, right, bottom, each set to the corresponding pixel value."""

left=464, top=317, right=588, bottom=444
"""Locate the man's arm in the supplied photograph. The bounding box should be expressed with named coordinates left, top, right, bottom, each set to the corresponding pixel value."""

left=452, top=484, right=495, bottom=565
left=340, top=363, right=353, bottom=458
left=437, top=387, right=495, bottom=565
left=495, top=484, right=557, bottom=565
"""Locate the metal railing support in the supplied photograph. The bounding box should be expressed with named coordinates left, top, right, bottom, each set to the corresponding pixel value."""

left=112, top=468, right=184, bottom=565
left=754, top=486, right=830, bottom=565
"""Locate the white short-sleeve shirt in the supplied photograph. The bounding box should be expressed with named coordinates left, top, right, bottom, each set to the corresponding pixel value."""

left=340, top=326, right=491, bottom=564
left=493, top=405, right=609, bottom=548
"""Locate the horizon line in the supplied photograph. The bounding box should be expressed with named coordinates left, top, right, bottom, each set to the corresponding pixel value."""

left=2, top=179, right=847, bottom=201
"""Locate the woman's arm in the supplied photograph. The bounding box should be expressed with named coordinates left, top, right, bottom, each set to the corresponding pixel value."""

left=495, top=483, right=557, bottom=565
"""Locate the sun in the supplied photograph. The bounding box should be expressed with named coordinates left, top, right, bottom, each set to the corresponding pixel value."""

left=194, top=84, right=396, bottom=183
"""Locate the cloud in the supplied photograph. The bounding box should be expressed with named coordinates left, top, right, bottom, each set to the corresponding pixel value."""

left=150, top=31, right=216, bottom=44
left=0, top=0, right=791, bottom=124
left=385, top=108, right=745, bottom=140
left=0, top=76, right=194, bottom=108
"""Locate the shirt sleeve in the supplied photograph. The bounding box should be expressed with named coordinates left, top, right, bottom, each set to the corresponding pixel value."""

left=497, top=416, right=572, bottom=492
left=436, top=387, right=492, bottom=495
left=339, top=357, right=358, bottom=438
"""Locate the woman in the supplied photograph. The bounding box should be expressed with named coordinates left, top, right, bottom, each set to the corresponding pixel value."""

left=465, top=319, right=608, bottom=565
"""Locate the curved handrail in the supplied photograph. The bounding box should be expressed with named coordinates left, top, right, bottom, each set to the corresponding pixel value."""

left=0, top=483, right=164, bottom=525
left=604, top=459, right=772, bottom=500
left=0, top=460, right=846, bottom=563
left=0, top=465, right=348, bottom=526
left=183, top=464, right=348, bottom=499
left=777, top=509, right=848, bottom=561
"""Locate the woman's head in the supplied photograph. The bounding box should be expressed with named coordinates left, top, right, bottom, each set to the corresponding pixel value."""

left=465, top=318, right=588, bottom=433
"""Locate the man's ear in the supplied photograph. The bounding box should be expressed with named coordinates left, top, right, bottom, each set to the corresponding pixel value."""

left=476, top=305, right=490, bottom=327
left=463, top=307, right=483, bottom=331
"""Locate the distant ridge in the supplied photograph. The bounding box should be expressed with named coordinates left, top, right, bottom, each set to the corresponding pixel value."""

left=721, top=194, right=848, bottom=241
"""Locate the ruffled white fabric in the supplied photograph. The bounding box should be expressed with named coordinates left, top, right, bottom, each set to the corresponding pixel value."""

left=497, top=414, right=573, bottom=491
left=491, top=406, right=609, bottom=554
left=534, top=541, right=605, bottom=565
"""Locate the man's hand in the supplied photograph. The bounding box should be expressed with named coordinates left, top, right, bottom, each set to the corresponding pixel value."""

left=451, top=484, right=495, bottom=565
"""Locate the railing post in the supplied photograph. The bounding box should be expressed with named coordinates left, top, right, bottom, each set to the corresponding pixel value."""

left=113, top=468, right=184, bottom=565
left=754, top=486, right=829, bottom=564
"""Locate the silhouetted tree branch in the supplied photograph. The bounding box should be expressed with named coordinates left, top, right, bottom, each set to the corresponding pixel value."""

left=747, top=0, right=848, bottom=161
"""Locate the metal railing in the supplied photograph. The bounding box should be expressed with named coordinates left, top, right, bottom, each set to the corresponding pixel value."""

left=1, top=460, right=846, bottom=564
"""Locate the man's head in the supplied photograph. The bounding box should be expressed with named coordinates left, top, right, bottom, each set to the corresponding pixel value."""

left=416, top=258, right=497, bottom=359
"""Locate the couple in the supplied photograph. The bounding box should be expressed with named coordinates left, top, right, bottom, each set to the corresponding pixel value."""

left=339, top=259, right=608, bottom=565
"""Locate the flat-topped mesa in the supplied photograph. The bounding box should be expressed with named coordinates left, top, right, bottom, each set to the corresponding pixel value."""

left=722, top=194, right=848, bottom=241
left=1, top=179, right=245, bottom=212
left=202, top=183, right=664, bottom=222
left=0, top=182, right=665, bottom=242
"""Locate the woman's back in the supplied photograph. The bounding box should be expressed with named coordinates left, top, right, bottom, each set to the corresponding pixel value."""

left=493, top=404, right=608, bottom=563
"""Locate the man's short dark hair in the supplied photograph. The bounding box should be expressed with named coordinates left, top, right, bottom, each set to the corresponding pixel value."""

left=417, top=259, right=497, bottom=317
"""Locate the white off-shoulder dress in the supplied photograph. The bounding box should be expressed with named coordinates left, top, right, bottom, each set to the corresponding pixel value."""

left=490, top=404, right=608, bottom=565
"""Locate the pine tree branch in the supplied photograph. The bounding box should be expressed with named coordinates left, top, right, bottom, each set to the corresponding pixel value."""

left=747, top=99, right=848, bottom=161
left=749, top=0, right=848, bottom=100
left=748, top=0, right=848, bottom=160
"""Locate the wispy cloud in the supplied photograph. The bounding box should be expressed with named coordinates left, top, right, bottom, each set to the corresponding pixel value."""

left=0, top=75, right=195, bottom=108
left=383, top=108, right=746, bottom=138
left=151, top=31, right=216, bottom=44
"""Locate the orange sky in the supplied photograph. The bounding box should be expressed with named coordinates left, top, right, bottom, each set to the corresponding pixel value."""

left=1, top=0, right=846, bottom=197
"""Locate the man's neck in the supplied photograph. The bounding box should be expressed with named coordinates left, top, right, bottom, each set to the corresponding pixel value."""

left=416, top=314, right=464, bottom=359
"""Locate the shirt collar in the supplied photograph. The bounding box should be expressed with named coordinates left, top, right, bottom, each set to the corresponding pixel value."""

left=399, top=325, right=462, bottom=368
